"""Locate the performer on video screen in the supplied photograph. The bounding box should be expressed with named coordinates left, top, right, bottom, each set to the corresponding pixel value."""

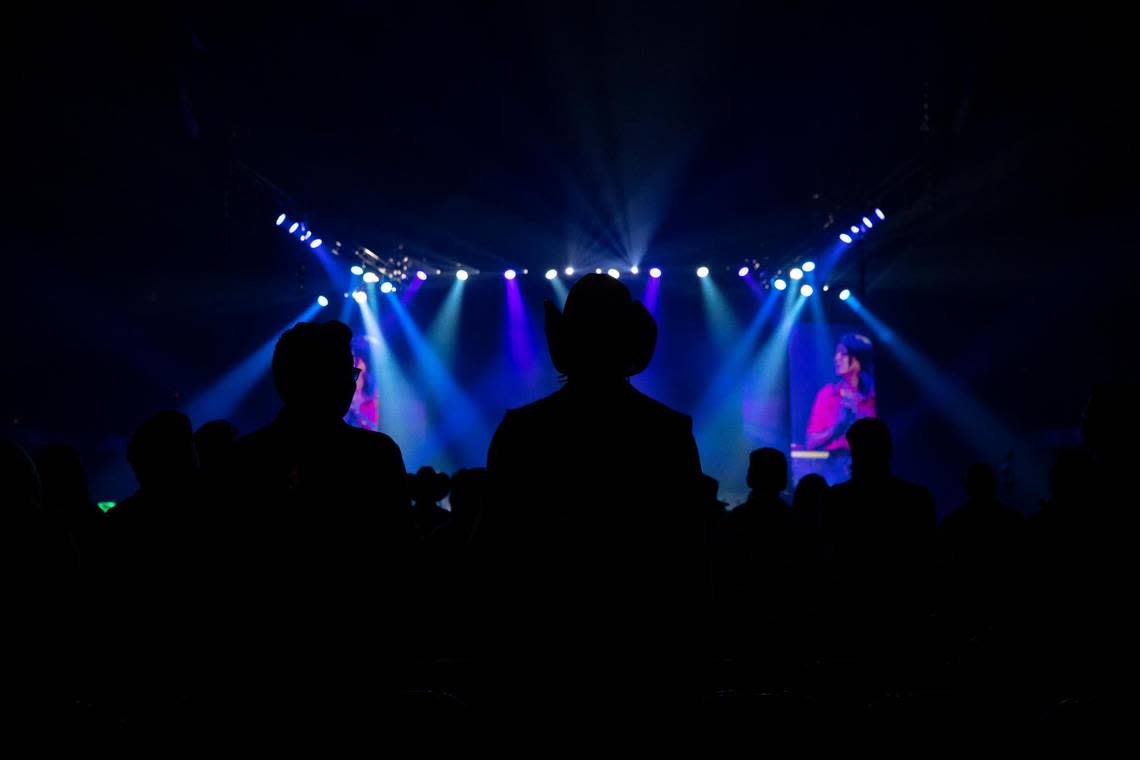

left=345, top=353, right=379, bottom=431
left=806, top=333, right=876, bottom=451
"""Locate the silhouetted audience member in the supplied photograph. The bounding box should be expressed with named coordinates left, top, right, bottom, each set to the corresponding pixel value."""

left=791, top=472, right=828, bottom=533
left=217, top=320, right=414, bottom=720
left=194, top=419, right=239, bottom=474
left=479, top=273, right=704, bottom=704
left=712, top=448, right=806, bottom=658
left=409, top=465, right=451, bottom=537
left=820, top=418, right=936, bottom=677
left=425, top=468, right=487, bottom=655
left=940, top=463, right=1024, bottom=631
left=34, top=443, right=101, bottom=576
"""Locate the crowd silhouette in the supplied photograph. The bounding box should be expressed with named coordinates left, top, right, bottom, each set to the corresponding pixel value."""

left=1, top=273, right=1127, bottom=738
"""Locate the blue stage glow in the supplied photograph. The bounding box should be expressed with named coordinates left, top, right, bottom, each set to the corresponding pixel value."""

left=456, top=269, right=469, bottom=281
left=380, top=282, right=395, bottom=294
left=800, top=283, right=814, bottom=297
left=839, top=233, right=853, bottom=244
left=504, top=269, right=517, bottom=280
left=317, top=295, right=329, bottom=307
left=789, top=267, right=803, bottom=281
left=839, top=288, right=851, bottom=301
left=417, top=270, right=428, bottom=281
left=362, top=272, right=380, bottom=283
left=545, top=269, right=558, bottom=280
left=289, top=222, right=300, bottom=234
left=309, top=238, right=322, bottom=248
left=773, top=277, right=788, bottom=291
left=607, top=268, right=620, bottom=279
left=649, top=267, right=662, bottom=279
left=802, top=261, right=815, bottom=272
left=875, top=208, right=885, bottom=220
left=738, top=266, right=749, bottom=277
left=696, top=266, right=710, bottom=278
left=275, top=213, right=287, bottom=226
left=351, top=265, right=364, bottom=276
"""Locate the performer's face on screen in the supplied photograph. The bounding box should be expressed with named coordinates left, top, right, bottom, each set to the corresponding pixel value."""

left=835, top=344, right=861, bottom=378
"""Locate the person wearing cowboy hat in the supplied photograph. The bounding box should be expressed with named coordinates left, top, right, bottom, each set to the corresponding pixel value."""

left=476, top=273, right=706, bottom=708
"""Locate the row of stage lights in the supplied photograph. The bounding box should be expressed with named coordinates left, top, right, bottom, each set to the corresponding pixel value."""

left=838, top=208, right=886, bottom=244
left=277, top=212, right=854, bottom=307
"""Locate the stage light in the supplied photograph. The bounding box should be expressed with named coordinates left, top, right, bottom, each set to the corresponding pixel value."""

left=630, top=266, right=639, bottom=275
left=564, top=267, right=575, bottom=276
left=289, top=222, right=300, bottom=234
left=595, top=268, right=603, bottom=274
left=275, top=213, right=287, bottom=226
left=789, top=267, right=804, bottom=280
left=649, top=267, right=662, bottom=279
left=697, top=266, right=709, bottom=278
left=363, top=272, right=380, bottom=283
left=875, top=208, right=885, bottom=220
left=380, top=282, right=395, bottom=294
left=773, top=278, right=787, bottom=291
left=822, top=284, right=830, bottom=292
left=839, top=233, right=853, bottom=244
left=317, top=295, right=329, bottom=307
left=607, top=268, right=620, bottom=279
left=417, top=270, right=428, bottom=281
left=800, top=284, right=814, bottom=297
left=456, top=269, right=469, bottom=281
left=862, top=217, right=873, bottom=228
left=545, top=269, right=558, bottom=280
left=300, top=230, right=312, bottom=241
left=309, top=238, right=322, bottom=248
left=352, top=290, right=367, bottom=304
left=351, top=265, right=364, bottom=276
left=802, top=261, right=816, bottom=272
left=504, top=269, right=517, bottom=280
left=738, top=266, right=749, bottom=277
left=839, top=288, right=851, bottom=301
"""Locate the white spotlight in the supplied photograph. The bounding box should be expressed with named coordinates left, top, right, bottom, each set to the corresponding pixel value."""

left=773, top=278, right=788, bottom=291
left=317, top=295, right=329, bottom=307
left=789, top=267, right=804, bottom=280
left=275, top=213, right=287, bottom=226
left=595, top=268, right=603, bottom=274
left=630, top=265, right=639, bottom=275
left=839, top=233, right=853, bottom=244
left=456, top=270, right=469, bottom=281
left=802, top=261, right=816, bottom=272
left=564, top=267, right=575, bottom=276
left=607, top=268, right=620, bottom=279
left=351, top=265, right=364, bottom=276
left=289, top=222, right=300, bottom=234
left=545, top=269, right=558, bottom=280
left=800, top=283, right=814, bottom=297
left=300, top=230, right=312, bottom=241
left=309, top=239, right=322, bottom=248
left=875, top=208, right=885, bottom=220
left=416, top=271, right=428, bottom=280
left=649, top=267, right=662, bottom=279
left=696, top=266, right=710, bottom=278
left=862, top=217, right=874, bottom=228
left=851, top=226, right=860, bottom=234
left=362, top=272, right=380, bottom=283
left=504, top=269, right=517, bottom=280
left=352, top=290, right=367, bottom=304
left=839, top=288, right=852, bottom=301
left=738, top=266, right=750, bottom=277
left=380, top=282, right=395, bottom=294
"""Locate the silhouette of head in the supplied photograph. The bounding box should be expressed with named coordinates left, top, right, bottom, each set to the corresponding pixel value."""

left=847, top=417, right=892, bottom=478
left=544, top=273, right=656, bottom=381
left=409, top=466, right=450, bottom=507
left=965, top=462, right=998, bottom=503
left=793, top=473, right=828, bottom=512
left=127, top=411, right=197, bottom=491
left=194, top=420, right=239, bottom=472
left=273, top=320, right=357, bottom=419
left=448, top=467, right=487, bottom=522
left=747, top=447, right=788, bottom=497
left=34, top=444, right=92, bottom=514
